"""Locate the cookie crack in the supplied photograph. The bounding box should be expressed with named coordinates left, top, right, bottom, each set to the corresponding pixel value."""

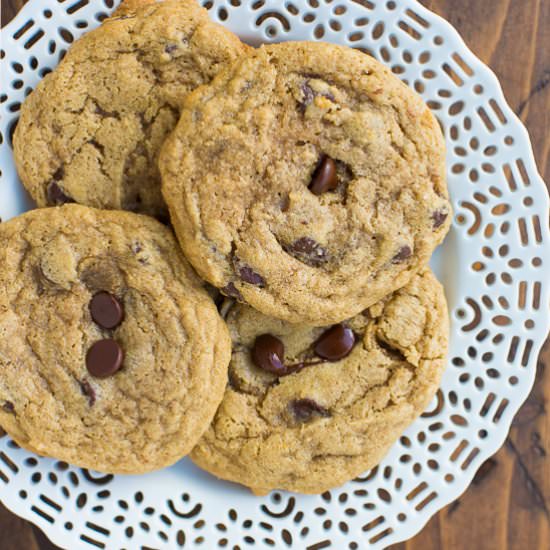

left=390, top=104, right=425, bottom=167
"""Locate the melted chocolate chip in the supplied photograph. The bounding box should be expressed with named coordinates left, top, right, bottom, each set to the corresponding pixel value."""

left=81, top=260, right=124, bottom=293
left=239, top=265, right=265, bottom=287
left=314, top=324, right=356, bottom=361
left=280, top=194, right=291, bottom=212
left=2, top=401, right=15, bottom=414
left=90, top=292, right=124, bottom=330
left=299, top=79, right=335, bottom=113
left=299, top=82, right=315, bottom=112
left=47, top=181, right=74, bottom=206
left=309, top=155, right=338, bottom=195
left=284, top=237, right=328, bottom=267
left=252, top=334, right=286, bottom=375
left=221, top=282, right=244, bottom=302
left=86, top=339, right=124, bottom=378
left=129, top=237, right=147, bottom=257
left=79, top=380, right=96, bottom=406
left=282, top=359, right=323, bottom=375
left=392, top=245, right=412, bottom=264
left=432, top=210, right=448, bottom=229
left=290, top=399, right=330, bottom=422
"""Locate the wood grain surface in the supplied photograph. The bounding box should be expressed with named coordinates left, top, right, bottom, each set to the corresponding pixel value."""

left=1, top=1, right=548, bottom=549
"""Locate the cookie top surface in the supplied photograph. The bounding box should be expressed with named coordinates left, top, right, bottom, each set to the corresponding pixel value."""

left=0, top=205, right=231, bottom=473
left=13, top=0, right=247, bottom=220
left=191, top=269, right=448, bottom=494
left=160, top=41, right=451, bottom=324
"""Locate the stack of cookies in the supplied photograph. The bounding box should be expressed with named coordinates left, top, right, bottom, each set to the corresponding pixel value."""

left=1, top=0, right=451, bottom=494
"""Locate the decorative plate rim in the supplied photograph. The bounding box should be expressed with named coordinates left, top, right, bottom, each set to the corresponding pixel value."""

left=0, top=0, right=549, bottom=548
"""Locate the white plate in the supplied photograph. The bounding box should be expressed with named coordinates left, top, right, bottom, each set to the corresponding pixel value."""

left=0, top=1, right=549, bottom=549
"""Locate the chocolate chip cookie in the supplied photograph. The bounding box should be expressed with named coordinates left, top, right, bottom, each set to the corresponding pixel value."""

left=13, top=0, right=248, bottom=220
left=160, top=42, right=451, bottom=324
left=0, top=205, right=231, bottom=474
left=191, top=268, right=448, bottom=494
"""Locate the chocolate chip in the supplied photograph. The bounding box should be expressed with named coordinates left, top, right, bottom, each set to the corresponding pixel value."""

left=309, top=155, right=338, bottom=195
left=299, top=79, right=335, bottom=113
left=2, top=401, right=15, bottom=414
left=81, top=260, right=124, bottom=293
left=79, top=380, right=96, bottom=406
left=89, top=292, right=124, bottom=330
left=290, top=399, right=330, bottom=422
left=299, top=82, right=315, bottom=112
left=221, top=282, right=244, bottom=302
left=239, top=265, right=265, bottom=287
left=391, top=245, right=412, bottom=263
left=432, top=210, right=448, bottom=229
left=86, top=339, right=124, bottom=378
left=251, top=334, right=286, bottom=375
left=165, top=44, right=178, bottom=53
left=282, top=359, right=323, bottom=375
left=280, top=194, right=291, bottom=212
left=284, top=237, right=328, bottom=267
left=314, top=324, right=356, bottom=361
left=47, top=181, right=74, bottom=205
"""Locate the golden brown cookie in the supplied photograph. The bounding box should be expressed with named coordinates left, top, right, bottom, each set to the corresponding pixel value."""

left=112, top=0, right=156, bottom=17
left=191, top=269, right=448, bottom=494
left=0, top=205, right=231, bottom=473
left=160, top=41, right=450, bottom=324
left=13, top=0, right=248, bottom=220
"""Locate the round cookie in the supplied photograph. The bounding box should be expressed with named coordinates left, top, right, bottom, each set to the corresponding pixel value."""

left=13, top=0, right=248, bottom=220
left=0, top=205, right=231, bottom=474
left=160, top=41, right=451, bottom=324
left=191, top=269, right=448, bottom=494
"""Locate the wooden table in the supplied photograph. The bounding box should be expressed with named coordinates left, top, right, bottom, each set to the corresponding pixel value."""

left=1, top=1, right=548, bottom=549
